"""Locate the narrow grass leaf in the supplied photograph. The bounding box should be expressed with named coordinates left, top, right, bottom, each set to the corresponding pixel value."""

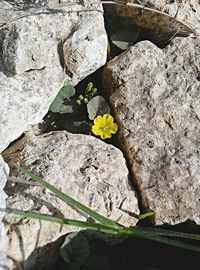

left=132, top=227, right=200, bottom=241
left=3, top=208, right=200, bottom=252
left=125, top=227, right=200, bottom=252
left=147, top=235, right=200, bottom=252
left=4, top=208, right=120, bottom=235
left=138, top=212, right=155, bottom=220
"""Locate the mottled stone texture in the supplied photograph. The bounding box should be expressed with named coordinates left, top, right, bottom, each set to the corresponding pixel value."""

left=106, top=0, right=198, bottom=44
left=0, top=0, right=107, bottom=152
left=0, top=156, right=13, bottom=270
left=139, top=0, right=200, bottom=34
left=103, top=37, right=200, bottom=225
left=3, top=131, right=139, bottom=269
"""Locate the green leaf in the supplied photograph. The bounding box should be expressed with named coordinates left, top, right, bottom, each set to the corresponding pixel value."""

left=138, top=211, right=155, bottom=220
left=110, top=24, right=141, bottom=50
left=18, top=167, right=122, bottom=229
left=146, top=235, right=200, bottom=253
left=60, top=232, right=91, bottom=266
left=49, top=85, right=76, bottom=113
left=132, top=227, right=200, bottom=241
left=87, top=96, right=110, bottom=120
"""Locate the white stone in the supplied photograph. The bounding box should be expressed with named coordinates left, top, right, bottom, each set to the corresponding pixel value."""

left=103, top=36, right=200, bottom=225
left=3, top=131, right=139, bottom=269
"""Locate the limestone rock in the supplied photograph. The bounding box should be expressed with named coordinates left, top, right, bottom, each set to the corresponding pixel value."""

left=0, top=67, right=64, bottom=153
left=0, top=0, right=107, bottom=152
left=3, top=131, right=139, bottom=269
left=139, top=0, right=200, bottom=34
left=105, top=0, right=199, bottom=45
left=0, top=155, right=12, bottom=270
left=103, top=36, right=200, bottom=225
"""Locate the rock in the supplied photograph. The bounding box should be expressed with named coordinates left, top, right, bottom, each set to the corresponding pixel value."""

left=63, top=15, right=108, bottom=84
left=0, top=67, right=64, bottom=153
left=0, top=0, right=107, bottom=152
left=105, top=0, right=199, bottom=45
left=0, top=155, right=13, bottom=270
left=139, top=0, right=200, bottom=34
left=2, top=131, right=139, bottom=269
left=103, top=36, right=200, bottom=225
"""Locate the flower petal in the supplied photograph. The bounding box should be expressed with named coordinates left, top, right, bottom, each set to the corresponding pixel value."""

left=109, top=123, right=118, bottom=134
left=102, top=114, right=114, bottom=125
left=101, top=131, right=112, bottom=140
left=94, top=115, right=103, bottom=126
left=92, top=125, right=101, bottom=136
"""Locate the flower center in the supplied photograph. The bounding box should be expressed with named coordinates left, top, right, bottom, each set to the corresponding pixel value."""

left=99, top=124, right=109, bottom=132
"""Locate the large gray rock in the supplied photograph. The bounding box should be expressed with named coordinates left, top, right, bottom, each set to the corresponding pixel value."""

left=103, top=36, right=200, bottom=225
left=3, top=131, right=139, bottom=269
left=0, top=0, right=107, bottom=152
left=0, top=155, right=12, bottom=270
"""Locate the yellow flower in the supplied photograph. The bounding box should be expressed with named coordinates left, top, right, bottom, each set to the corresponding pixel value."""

left=91, top=114, right=118, bottom=140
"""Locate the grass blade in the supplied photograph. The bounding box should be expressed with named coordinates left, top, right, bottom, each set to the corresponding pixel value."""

left=138, top=212, right=155, bottom=220
left=124, top=227, right=200, bottom=252
left=2, top=208, right=120, bottom=235
left=2, top=208, right=200, bottom=252
left=147, top=235, right=200, bottom=252
left=131, top=227, right=200, bottom=241
left=18, top=167, right=122, bottom=229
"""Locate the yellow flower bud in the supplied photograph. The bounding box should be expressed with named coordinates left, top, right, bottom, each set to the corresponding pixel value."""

left=76, top=99, right=82, bottom=105
left=83, top=98, right=89, bottom=104
left=86, top=82, right=93, bottom=92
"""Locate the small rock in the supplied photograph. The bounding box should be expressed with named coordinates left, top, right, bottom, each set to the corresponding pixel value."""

left=3, top=131, right=139, bottom=269
left=103, top=36, right=200, bottom=225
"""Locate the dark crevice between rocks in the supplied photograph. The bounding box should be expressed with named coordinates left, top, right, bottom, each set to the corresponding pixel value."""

left=0, top=24, right=21, bottom=77
left=102, top=104, right=154, bottom=226
left=0, top=30, right=14, bottom=76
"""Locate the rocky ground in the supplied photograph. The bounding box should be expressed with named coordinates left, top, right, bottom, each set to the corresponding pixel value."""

left=0, top=0, right=199, bottom=269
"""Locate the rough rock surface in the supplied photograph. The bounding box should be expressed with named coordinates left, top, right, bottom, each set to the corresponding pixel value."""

left=140, top=0, right=200, bottom=34
left=0, top=155, right=12, bottom=270
left=106, top=0, right=199, bottom=44
left=2, top=131, right=139, bottom=269
left=0, top=0, right=107, bottom=152
left=103, top=36, right=200, bottom=225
